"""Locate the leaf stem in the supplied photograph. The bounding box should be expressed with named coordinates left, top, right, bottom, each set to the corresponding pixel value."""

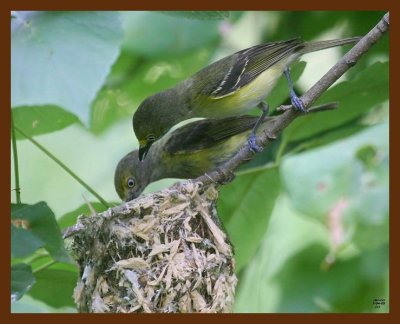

left=14, top=126, right=109, bottom=209
left=32, top=260, right=57, bottom=274
left=23, top=250, right=50, bottom=265
left=11, top=114, right=22, bottom=204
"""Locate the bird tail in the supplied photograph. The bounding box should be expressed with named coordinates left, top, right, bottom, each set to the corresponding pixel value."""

left=299, top=36, right=361, bottom=54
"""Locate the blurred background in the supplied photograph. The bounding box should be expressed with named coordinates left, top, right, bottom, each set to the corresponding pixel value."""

left=11, top=11, right=389, bottom=313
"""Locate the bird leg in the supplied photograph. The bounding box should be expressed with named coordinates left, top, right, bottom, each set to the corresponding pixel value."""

left=283, top=67, right=307, bottom=112
left=248, top=102, right=269, bottom=153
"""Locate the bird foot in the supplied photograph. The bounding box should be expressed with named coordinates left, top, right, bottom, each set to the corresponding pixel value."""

left=290, top=93, right=307, bottom=112
left=248, top=134, right=263, bottom=153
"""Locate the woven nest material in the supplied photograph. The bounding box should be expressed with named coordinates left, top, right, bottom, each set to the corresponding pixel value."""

left=69, top=181, right=237, bottom=313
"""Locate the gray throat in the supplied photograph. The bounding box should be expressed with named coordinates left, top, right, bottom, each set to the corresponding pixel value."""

left=142, top=140, right=167, bottom=184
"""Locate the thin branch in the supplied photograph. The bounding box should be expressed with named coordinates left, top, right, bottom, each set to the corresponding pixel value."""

left=15, top=126, right=110, bottom=209
left=197, top=12, right=389, bottom=185
left=11, top=114, right=21, bottom=204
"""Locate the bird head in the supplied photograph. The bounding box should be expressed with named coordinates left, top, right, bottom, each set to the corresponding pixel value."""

left=114, top=151, right=148, bottom=201
left=133, top=90, right=186, bottom=161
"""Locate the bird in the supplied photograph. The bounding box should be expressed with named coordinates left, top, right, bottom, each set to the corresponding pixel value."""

left=116, top=114, right=276, bottom=201
left=133, top=36, right=360, bottom=160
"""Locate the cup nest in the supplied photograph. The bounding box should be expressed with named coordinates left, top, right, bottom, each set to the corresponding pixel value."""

left=69, top=181, right=237, bottom=313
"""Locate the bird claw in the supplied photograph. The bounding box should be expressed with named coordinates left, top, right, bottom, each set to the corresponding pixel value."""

left=284, top=67, right=308, bottom=113
left=290, top=94, right=307, bottom=112
left=248, top=134, right=263, bottom=153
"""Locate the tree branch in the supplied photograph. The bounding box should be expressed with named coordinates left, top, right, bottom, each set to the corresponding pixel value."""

left=63, top=13, right=389, bottom=240
left=196, top=12, right=389, bottom=185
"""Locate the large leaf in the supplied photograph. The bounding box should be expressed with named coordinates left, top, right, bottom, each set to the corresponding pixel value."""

left=281, top=122, right=388, bottom=250
left=234, top=194, right=328, bottom=312
left=11, top=225, right=44, bottom=258
left=283, top=61, right=389, bottom=142
left=12, top=105, right=79, bottom=140
left=234, top=195, right=388, bottom=313
left=285, top=121, right=370, bottom=155
left=218, top=166, right=281, bottom=272
left=11, top=263, right=36, bottom=302
left=121, top=11, right=221, bottom=58
left=11, top=11, right=123, bottom=126
left=28, top=268, right=77, bottom=308
left=11, top=202, right=71, bottom=263
left=273, top=244, right=388, bottom=312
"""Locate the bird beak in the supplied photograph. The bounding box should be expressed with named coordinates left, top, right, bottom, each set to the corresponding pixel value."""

left=126, top=192, right=136, bottom=202
left=138, top=141, right=152, bottom=161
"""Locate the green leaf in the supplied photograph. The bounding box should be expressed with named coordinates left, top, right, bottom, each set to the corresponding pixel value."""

left=121, top=11, right=221, bottom=58
left=159, top=11, right=229, bottom=20
left=281, top=122, right=388, bottom=250
left=218, top=166, right=281, bottom=272
left=11, top=11, right=123, bottom=126
left=286, top=121, right=369, bottom=155
left=235, top=194, right=388, bottom=312
left=275, top=244, right=388, bottom=312
left=11, top=202, right=71, bottom=263
left=234, top=194, right=329, bottom=312
left=28, top=268, right=77, bottom=308
left=11, top=263, right=36, bottom=302
left=11, top=225, right=45, bottom=258
left=283, top=61, right=389, bottom=142
left=12, top=105, right=79, bottom=140
left=58, top=202, right=108, bottom=229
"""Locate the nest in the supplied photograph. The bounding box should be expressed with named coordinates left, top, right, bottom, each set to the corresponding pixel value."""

left=69, top=181, right=237, bottom=313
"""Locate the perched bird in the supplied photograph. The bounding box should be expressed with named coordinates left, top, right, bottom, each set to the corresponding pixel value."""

left=133, top=37, right=360, bottom=160
left=115, top=114, right=275, bottom=201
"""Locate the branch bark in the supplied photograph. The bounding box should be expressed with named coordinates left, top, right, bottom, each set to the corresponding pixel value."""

left=197, top=12, right=389, bottom=185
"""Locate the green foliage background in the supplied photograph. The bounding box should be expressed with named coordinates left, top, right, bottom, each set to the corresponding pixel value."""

left=11, top=11, right=389, bottom=313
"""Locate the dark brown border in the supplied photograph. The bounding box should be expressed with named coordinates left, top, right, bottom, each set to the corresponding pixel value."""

left=3, top=1, right=398, bottom=323
left=4, top=1, right=395, bottom=10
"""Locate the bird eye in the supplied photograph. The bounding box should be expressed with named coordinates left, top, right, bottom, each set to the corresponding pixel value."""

left=147, top=134, right=156, bottom=142
left=127, top=178, right=136, bottom=188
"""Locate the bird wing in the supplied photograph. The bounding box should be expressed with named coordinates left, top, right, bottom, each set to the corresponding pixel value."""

left=210, top=38, right=303, bottom=98
left=165, top=116, right=260, bottom=155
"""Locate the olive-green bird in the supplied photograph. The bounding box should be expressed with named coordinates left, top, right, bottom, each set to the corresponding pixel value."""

left=133, top=37, right=360, bottom=160
left=116, top=114, right=275, bottom=201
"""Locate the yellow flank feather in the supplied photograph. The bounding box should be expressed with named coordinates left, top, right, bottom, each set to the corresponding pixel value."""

left=197, top=58, right=291, bottom=117
left=167, top=132, right=250, bottom=174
